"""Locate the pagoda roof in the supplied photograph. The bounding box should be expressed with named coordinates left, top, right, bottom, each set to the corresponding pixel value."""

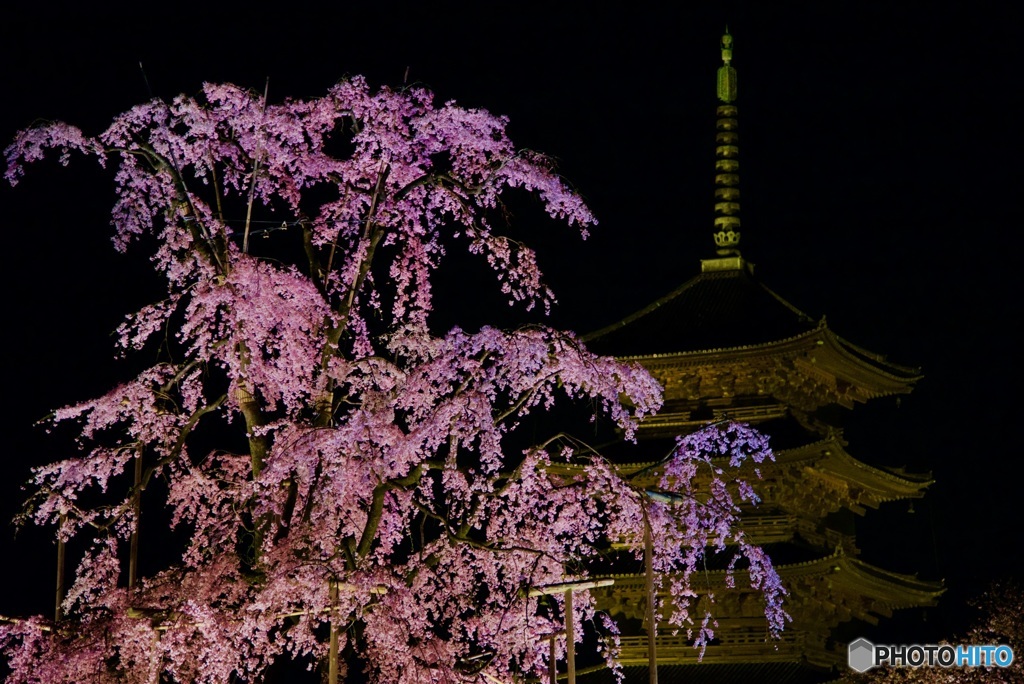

left=582, top=263, right=921, bottom=388
left=597, top=543, right=945, bottom=615
left=583, top=263, right=815, bottom=356
left=604, top=434, right=930, bottom=506
left=592, top=546, right=944, bottom=672
left=776, top=436, right=933, bottom=509
left=582, top=436, right=932, bottom=553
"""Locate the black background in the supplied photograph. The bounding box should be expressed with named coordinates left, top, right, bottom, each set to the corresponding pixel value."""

left=1, top=0, right=1020, bottom=660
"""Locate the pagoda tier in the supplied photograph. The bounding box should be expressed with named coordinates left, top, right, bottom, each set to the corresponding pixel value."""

left=592, top=547, right=944, bottom=672
left=584, top=268, right=921, bottom=439
left=590, top=435, right=931, bottom=553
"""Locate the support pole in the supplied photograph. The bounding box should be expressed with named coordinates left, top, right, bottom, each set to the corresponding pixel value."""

left=129, top=453, right=143, bottom=592
left=528, top=578, right=614, bottom=684
left=328, top=579, right=339, bottom=684
left=644, top=510, right=658, bottom=684
left=565, top=588, right=575, bottom=684
left=55, top=513, right=66, bottom=623
left=548, top=633, right=558, bottom=684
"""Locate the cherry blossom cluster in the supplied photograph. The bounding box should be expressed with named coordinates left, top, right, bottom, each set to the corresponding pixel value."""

left=2, top=77, right=785, bottom=683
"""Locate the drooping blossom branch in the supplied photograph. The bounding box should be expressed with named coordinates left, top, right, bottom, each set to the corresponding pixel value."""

left=1, top=77, right=786, bottom=683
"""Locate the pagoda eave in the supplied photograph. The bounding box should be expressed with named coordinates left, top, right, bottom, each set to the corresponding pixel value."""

left=594, top=548, right=943, bottom=670
left=624, top=325, right=920, bottom=394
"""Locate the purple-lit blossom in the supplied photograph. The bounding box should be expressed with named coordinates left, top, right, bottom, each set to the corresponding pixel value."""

left=0, top=77, right=786, bottom=683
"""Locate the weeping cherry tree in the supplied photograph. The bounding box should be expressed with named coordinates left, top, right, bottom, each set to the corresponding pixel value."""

left=0, top=77, right=786, bottom=683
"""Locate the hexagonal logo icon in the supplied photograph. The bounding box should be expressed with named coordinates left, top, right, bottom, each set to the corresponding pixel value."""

left=848, top=638, right=876, bottom=673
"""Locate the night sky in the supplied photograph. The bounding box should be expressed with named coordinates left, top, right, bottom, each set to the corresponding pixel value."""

left=1, top=0, right=1020, bottom=664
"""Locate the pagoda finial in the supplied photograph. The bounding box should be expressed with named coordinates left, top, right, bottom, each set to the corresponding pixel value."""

left=718, top=27, right=737, bottom=102
left=713, top=27, right=742, bottom=258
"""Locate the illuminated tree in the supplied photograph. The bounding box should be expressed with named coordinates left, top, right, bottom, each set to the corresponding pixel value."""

left=0, top=78, right=786, bottom=683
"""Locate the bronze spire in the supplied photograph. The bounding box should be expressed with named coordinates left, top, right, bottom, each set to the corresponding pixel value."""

left=713, top=28, right=741, bottom=257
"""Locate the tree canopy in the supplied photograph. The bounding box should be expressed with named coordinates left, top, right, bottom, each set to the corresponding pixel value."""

left=1, top=77, right=786, bottom=683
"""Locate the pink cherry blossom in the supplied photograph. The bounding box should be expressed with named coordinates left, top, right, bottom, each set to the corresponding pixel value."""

left=1, top=77, right=786, bottom=683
